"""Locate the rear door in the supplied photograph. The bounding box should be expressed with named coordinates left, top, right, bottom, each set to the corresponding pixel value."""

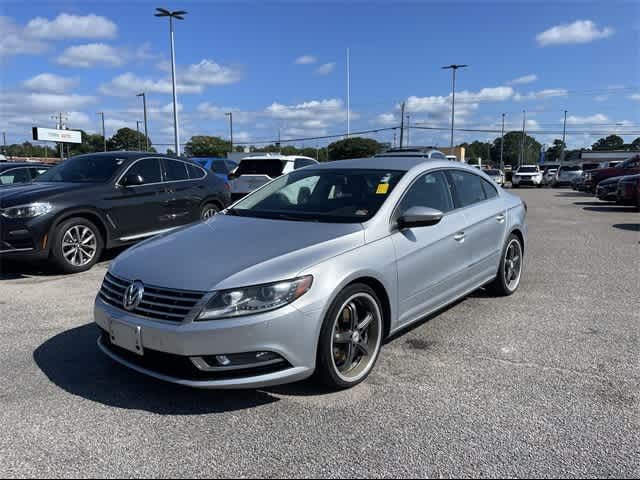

left=108, top=157, right=168, bottom=239
left=391, top=170, right=471, bottom=325
left=447, top=170, right=507, bottom=282
left=162, top=159, right=205, bottom=226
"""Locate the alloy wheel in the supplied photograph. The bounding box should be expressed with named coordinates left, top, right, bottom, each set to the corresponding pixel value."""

left=62, top=225, right=97, bottom=267
left=504, top=239, right=523, bottom=292
left=330, top=293, right=382, bottom=383
left=202, top=207, right=219, bottom=219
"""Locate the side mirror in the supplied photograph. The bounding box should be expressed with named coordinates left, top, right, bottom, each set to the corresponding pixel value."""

left=397, top=206, right=444, bottom=229
left=228, top=171, right=238, bottom=180
left=121, top=173, right=145, bottom=187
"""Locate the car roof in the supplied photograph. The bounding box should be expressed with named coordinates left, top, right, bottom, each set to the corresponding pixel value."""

left=0, top=162, right=50, bottom=169
left=240, top=154, right=316, bottom=162
left=306, top=156, right=475, bottom=174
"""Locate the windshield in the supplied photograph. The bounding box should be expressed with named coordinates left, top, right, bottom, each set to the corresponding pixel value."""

left=229, top=169, right=405, bottom=223
left=518, top=166, right=538, bottom=173
left=560, top=165, right=581, bottom=172
left=582, top=163, right=600, bottom=171
left=485, top=170, right=501, bottom=175
left=236, top=159, right=286, bottom=178
left=35, top=155, right=126, bottom=183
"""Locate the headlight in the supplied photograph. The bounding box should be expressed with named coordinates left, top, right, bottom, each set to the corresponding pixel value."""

left=0, top=202, right=53, bottom=219
left=197, top=275, right=313, bottom=321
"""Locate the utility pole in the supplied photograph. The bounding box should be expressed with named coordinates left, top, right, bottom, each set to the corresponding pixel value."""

left=399, top=102, right=406, bottom=148
left=2, top=132, right=6, bottom=155
left=136, top=121, right=143, bottom=151
left=97, top=112, right=106, bottom=152
left=155, top=8, right=187, bottom=156
left=519, top=110, right=527, bottom=168
left=137, top=92, right=149, bottom=151
left=406, top=114, right=411, bottom=146
left=560, top=110, right=568, bottom=164
left=52, top=112, right=68, bottom=161
left=346, top=47, right=351, bottom=138
left=442, top=64, right=468, bottom=149
left=226, top=112, right=234, bottom=153
left=500, top=113, right=505, bottom=171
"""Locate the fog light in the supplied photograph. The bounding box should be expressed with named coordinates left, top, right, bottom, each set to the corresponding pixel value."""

left=191, top=351, right=286, bottom=372
left=215, top=355, right=231, bottom=366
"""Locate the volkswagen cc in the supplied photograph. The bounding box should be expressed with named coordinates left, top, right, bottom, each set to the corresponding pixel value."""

left=95, top=156, right=527, bottom=390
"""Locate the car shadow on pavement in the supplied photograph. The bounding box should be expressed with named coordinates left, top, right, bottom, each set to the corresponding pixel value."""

left=582, top=206, right=639, bottom=213
left=555, top=192, right=592, bottom=197
left=33, top=323, right=280, bottom=415
left=612, top=223, right=640, bottom=232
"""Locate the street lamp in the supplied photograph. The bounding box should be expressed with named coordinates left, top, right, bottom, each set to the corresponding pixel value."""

left=136, top=92, right=149, bottom=151
left=442, top=64, right=468, bottom=149
left=155, top=7, right=187, bottom=156
left=225, top=112, right=233, bottom=153
left=136, top=121, right=143, bottom=151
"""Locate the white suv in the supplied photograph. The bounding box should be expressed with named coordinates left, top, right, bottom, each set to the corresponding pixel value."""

left=229, top=154, right=318, bottom=200
left=512, top=165, right=543, bottom=188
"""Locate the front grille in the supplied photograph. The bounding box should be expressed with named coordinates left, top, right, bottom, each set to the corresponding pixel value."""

left=100, top=330, right=291, bottom=381
left=99, top=272, right=206, bottom=323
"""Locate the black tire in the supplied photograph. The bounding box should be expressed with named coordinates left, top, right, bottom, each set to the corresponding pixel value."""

left=316, top=283, right=384, bottom=390
left=486, top=233, right=524, bottom=297
left=50, top=217, right=104, bottom=273
left=200, top=203, right=220, bottom=220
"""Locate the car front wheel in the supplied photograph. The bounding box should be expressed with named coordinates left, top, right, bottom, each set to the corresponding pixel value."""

left=50, top=218, right=104, bottom=273
left=201, top=203, right=220, bottom=219
left=487, top=233, right=524, bottom=296
left=316, top=284, right=384, bottom=389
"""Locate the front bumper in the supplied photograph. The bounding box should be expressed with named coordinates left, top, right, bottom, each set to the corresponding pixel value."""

left=513, top=176, right=542, bottom=186
left=0, top=215, right=51, bottom=258
left=94, top=297, right=320, bottom=389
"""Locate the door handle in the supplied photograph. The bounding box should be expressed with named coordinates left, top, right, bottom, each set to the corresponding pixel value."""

left=496, top=214, right=506, bottom=223
left=454, top=232, right=466, bottom=242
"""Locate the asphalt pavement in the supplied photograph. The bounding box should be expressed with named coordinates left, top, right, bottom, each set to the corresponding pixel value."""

left=0, top=188, right=638, bottom=478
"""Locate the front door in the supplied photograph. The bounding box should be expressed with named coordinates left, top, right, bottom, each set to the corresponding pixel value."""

left=391, top=171, right=472, bottom=326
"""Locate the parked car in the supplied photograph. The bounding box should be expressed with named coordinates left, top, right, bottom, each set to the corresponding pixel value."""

left=599, top=161, right=623, bottom=169
left=571, top=163, right=601, bottom=191
left=596, top=176, right=625, bottom=202
left=0, top=152, right=231, bottom=273
left=584, top=156, right=640, bottom=193
left=192, top=157, right=238, bottom=182
left=616, top=174, right=640, bottom=206
left=484, top=169, right=505, bottom=186
left=542, top=166, right=559, bottom=187
left=553, top=165, right=583, bottom=187
left=512, top=165, right=543, bottom=188
left=0, top=162, right=51, bottom=186
left=229, top=154, right=318, bottom=201
left=94, top=156, right=527, bottom=390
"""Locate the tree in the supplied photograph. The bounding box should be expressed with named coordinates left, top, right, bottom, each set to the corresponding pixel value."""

left=630, top=137, right=640, bottom=151
left=68, top=131, right=106, bottom=156
left=107, top=127, right=152, bottom=152
left=460, top=141, right=493, bottom=164
left=184, top=136, right=230, bottom=157
left=545, top=139, right=567, bottom=162
left=327, top=137, right=383, bottom=161
left=592, top=135, right=624, bottom=151
left=488, top=131, right=542, bottom=167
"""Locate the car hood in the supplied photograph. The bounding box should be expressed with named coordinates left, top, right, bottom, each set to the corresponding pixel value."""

left=110, top=214, right=365, bottom=292
left=0, top=182, right=93, bottom=207
left=600, top=176, right=626, bottom=185
left=591, top=167, right=622, bottom=177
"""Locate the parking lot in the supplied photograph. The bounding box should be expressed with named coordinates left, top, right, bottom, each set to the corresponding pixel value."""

left=0, top=188, right=638, bottom=478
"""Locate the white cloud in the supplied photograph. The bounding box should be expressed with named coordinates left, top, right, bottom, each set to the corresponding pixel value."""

left=566, top=114, right=609, bottom=124
left=514, top=89, right=568, bottom=101
left=57, top=43, right=123, bottom=68
left=536, top=20, right=614, bottom=46
left=23, top=73, right=78, bottom=93
left=0, top=16, right=47, bottom=59
left=266, top=99, right=348, bottom=122
left=594, top=94, right=609, bottom=102
left=373, top=113, right=397, bottom=126
left=295, top=55, right=317, bottom=65
left=25, top=13, right=117, bottom=40
left=630, top=94, right=640, bottom=101
left=99, top=73, right=203, bottom=97
left=457, top=86, right=515, bottom=103
left=508, top=74, right=538, bottom=85
left=181, top=60, right=243, bottom=86
left=315, top=63, right=336, bottom=75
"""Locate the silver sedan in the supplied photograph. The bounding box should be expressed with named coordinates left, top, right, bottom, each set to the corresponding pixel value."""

left=94, top=157, right=527, bottom=390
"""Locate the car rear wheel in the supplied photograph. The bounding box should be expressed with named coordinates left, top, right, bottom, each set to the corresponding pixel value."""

left=487, top=234, right=523, bottom=296
left=316, top=284, right=384, bottom=390
left=201, top=203, right=220, bottom=220
left=50, top=218, right=104, bottom=273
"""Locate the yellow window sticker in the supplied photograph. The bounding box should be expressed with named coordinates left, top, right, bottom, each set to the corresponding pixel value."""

left=376, top=183, right=390, bottom=195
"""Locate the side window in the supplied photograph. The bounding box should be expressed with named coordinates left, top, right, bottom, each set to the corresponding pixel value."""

left=164, top=159, right=189, bottom=182
left=398, top=171, right=454, bottom=214
left=187, top=163, right=206, bottom=180
left=31, top=168, right=49, bottom=179
left=294, top=158, right=316, bottom=169
left=481, top=178, right=498, bottom=199
left=447, top=170, right=487, bottom=208
left=211, top=160, right=228, bottom=174
left=0, top=168, right=31, bottom=184
left=126, top=158, right=162, bottom=184
left=430, top=152, right=446, bottom=160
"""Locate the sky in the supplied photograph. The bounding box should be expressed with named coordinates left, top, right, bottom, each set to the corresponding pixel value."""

left=1, top=0, right=639, bottom=152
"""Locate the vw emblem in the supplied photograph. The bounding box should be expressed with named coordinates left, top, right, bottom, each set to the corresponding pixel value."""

left=123, top=281, right=144, bottom=311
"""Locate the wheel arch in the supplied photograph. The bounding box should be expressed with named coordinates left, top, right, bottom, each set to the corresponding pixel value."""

left=49, top=209, right=110, bottom=252
left=510, top=227, right=525, bottom=254
left=343, top=276, right=392, bottom=340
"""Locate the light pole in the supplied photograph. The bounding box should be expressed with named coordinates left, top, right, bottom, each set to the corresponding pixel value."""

left=225, top=112, right=233, bottom=153
left=560, top=110, right=568, bottom=164
left=406, top=114, right=410, bottom=146
left=500, top=113, right=505, bottom=171
left=442, top=64, right=468, bottom=149
left=155, top=8, right=187, bottom=156
left=136, top=92, right=149, bottom=151
left=136, top=121, right=143, bottom=151
left=97, top=112, right=106, bottom=152
left=519, top=110, right=527, bottom=167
